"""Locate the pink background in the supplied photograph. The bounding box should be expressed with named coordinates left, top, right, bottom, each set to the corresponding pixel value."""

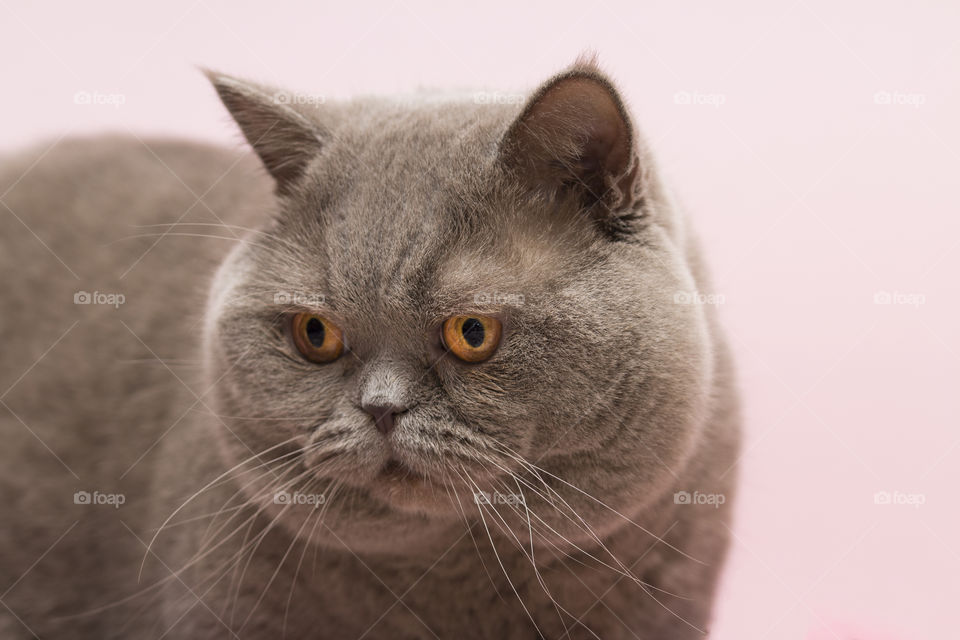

left=3, top=1, right=958, bottom=637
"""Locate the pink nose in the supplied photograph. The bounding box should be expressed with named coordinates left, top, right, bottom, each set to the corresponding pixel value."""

left=362, top=403, right=403, bottom=435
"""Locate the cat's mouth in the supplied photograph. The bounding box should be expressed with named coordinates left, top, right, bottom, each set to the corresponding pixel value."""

left=361, top=455, right=459, bottom=513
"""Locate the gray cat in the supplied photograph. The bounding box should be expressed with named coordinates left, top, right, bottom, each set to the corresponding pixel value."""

left=0, top=58, right=740, bottom=639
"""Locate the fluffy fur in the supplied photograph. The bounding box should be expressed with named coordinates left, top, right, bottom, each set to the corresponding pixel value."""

left=0, top=59, right=740, bottom=638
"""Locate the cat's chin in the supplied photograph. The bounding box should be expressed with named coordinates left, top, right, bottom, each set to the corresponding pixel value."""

left=349, top=459, right=462, bottom=515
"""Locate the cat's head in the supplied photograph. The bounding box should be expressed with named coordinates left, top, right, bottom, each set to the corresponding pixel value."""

left=202, top=59, right=714, bottom=554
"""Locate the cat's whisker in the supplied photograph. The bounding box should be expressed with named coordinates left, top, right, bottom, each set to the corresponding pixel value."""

left=441, top=465, right=523, bottom=608
left=105, top=232, right=267, bottom=247
left=148, top=503, right=247, bottom=533
left=131, top=221, right=283, bottom=241
left=487, top=476, right=703, bottom=635
left=152, top=492, right=308, bottom=640
left=484, top=470, right=580, bottom=637
left=139, top=435, right=304, bottom=581
left=201, top=476, right=315, bottom=625
left=146, top=437, right=341, bottom=594
left=493, top=442, right=706, bottom=566
left=467, top=444, right=693, bottom=602
left=110, top=223, right=306, bottom=265
left=437, top=466, right=509, bottom=604
left=283, top=477, right=343, bottom=635
left=145, top=459, right=307, bottom=605
left=65, top=458, right=311, bottom=628
left=193, top=455, right=309, bottom=558
left=453, top=464, right=545, bottom=638
left=165, top=447, right=310, bottom=541
left=479, top=449, right=706, bottom=632
left=478, top=461, right=666, bottom=633
left=237, top=480, right=321, bottom=633
left=223, top=461, right=339, bottom=622
left=186, top=406, right=330, bottom=422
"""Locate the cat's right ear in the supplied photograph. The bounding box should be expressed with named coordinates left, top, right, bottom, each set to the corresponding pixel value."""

left=498, top=59, right=646, bottom=240
left=203, top=70, right=324, bottom=196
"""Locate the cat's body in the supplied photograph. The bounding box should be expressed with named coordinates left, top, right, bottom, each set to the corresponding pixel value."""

left=0, top=61, right=740, bottom=639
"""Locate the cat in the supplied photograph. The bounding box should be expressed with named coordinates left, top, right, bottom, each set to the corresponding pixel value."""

left=0, top=57, right=740, bottom=639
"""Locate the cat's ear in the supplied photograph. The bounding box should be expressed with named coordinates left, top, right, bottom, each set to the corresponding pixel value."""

left=499, top=59, right=645, bottom=239
left=204, top=70, right=323, bottom=195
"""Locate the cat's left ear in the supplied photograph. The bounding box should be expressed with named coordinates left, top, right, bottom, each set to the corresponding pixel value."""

left=499, top=59, right=645, bottom=239
left=204, top=70, right=324, bottom=196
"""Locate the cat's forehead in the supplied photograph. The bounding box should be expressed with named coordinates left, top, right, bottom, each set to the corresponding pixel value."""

left=261, top=99, right=592, bottom=323
left=291, top=103, right=516, bottom=294
left=314, top=192, right=503, bottom=319
left=320, top=99, right=516, bottom=189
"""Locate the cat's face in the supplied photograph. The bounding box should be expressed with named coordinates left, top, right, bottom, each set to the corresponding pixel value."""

left=202, top=62, right=714, bottom=554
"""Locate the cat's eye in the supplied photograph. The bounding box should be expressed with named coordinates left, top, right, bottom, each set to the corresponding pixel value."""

left=441, top=315, right=502, bottom=363
left=291, top=313, right=344, bottom=363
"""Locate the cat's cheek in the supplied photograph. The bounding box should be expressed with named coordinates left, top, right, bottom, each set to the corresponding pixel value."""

left=429, top=363, right=537, bottom=451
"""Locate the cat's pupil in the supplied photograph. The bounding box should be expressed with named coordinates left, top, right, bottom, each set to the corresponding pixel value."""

left=461, top=318, right=485, bottom=348
left=306, top=318, right=325, bottom=347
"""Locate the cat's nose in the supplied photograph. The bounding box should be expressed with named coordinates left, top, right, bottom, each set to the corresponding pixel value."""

left=361, top=403, right=405, bottom=435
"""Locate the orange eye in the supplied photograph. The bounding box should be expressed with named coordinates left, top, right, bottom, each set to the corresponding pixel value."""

left=291, top=313, right=344, bottom=363
left=442, top=316, right=502, bottom=363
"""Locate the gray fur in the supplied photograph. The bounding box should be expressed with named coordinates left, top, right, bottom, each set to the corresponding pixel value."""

left=0, top=59, right=740, bottom=638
